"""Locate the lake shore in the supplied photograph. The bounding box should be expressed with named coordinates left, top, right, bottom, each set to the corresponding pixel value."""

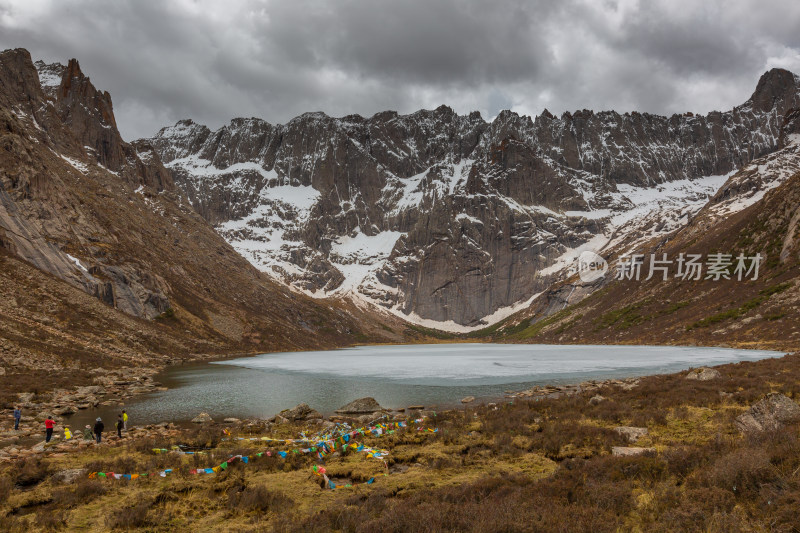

left=2, top=350, right=800, bottom=531
left=1, top=345, right=789, bottom=463
left=61, top=344, right=784, bottom=425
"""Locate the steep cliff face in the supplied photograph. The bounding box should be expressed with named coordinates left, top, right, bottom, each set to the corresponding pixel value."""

left=475, top=106, right=800, bottom=351
left=0, top=48, right=386, bottom=377
left=497, top=136, right=800, bottom=351
left=0, top=51, right=173, bottom=319
left=146, top=69, right=800, bottom=327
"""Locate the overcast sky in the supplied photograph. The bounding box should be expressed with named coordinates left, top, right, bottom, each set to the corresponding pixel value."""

left=1, top=0, right=798, bottom=141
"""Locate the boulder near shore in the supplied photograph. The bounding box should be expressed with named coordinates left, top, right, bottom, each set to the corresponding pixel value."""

left=191, top=413, right=213, bottom=424
left=685, top=367, right=722, bottom=381
left=279, top=403, right=323, bottom=422
left=335, top=397, right=385, bottom=415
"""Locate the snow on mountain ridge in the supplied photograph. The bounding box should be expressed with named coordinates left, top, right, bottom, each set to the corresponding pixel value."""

left=34, top=60, right=64, bottom=90
left=144, top=68, right=800, bottom=327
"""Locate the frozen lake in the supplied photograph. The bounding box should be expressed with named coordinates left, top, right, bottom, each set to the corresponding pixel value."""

left=66, top=344, right=783, bottom=426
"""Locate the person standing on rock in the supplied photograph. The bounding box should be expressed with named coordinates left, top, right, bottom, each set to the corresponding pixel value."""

left=93, top=417, right=104, bottom=443
left=64, top=426, right=72, bottom=440
left=116, top=415, right=124, bottom=438
left=83, top=425, right=93, bottom=440
left=44, top=415, right=55, bottom=443
left=13, top=406, right=21, bottom=430
left=122, top=410, right=128, bottom=430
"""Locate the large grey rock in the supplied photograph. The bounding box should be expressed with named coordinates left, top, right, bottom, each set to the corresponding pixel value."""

left=279, top=403, right=322, bottom=421
left=18, top=392, right=35, bottom=403
left=76, top=385, right=105, bottom=396
left=335, top=397, right=384, bottom=415
left=191, top=412, right=213, bottom=424
left=612, top=447, right=656, bottom=457
left=735, top=393, right=800, bottom=433
left=686, top=367, right=722, bottom=381
left=589, top=394, right=606, bottom=405
left=614, top=426, right=649, bottom=443
left=52, top=468, right=84, bottom=484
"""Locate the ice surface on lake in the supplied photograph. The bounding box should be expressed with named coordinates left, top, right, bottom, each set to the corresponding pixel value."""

left=215, top=344, right=782, bottom=386
left=69, top=344, right=784, bottom=425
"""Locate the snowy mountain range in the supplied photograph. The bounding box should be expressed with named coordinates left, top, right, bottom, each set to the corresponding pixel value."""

left=142, top=69, right=800, bottom=329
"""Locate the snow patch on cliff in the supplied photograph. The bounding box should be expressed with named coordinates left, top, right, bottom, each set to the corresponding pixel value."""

left=34, top=61, right=64, bottom=88
left=66, top=253, right=88, bottom=273
left=602, top=173, right=732, bottom=249
left=216, top=183, right=320, bottom=276
left=330, top=229, right=404, bottom=294
left=58, top=154, right=89, bottom=174
left=707, top=143, right=800, bottom=217
left=360, top=290, right=546, bottom=334
left=168, top=156, right=280, bottom=182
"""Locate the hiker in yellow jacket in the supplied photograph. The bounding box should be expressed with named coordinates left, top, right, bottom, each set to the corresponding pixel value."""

left=64, top=426, right=72, bottom=440
left=122, top=410, right=128, bottom=430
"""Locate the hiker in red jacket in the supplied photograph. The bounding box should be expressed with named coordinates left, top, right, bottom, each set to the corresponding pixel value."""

left=44, top=415, right=55, bottom=443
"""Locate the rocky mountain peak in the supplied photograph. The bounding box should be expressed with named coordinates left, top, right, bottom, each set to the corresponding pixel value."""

left=748, top=68, right=800, bottom=114
left=0, top=49, right=191, bottom=323
left=1, top=49, right=47, bottom=104
left=371, top=110, right=399, bottom=122
left=58, top=57, right=119, bottom=131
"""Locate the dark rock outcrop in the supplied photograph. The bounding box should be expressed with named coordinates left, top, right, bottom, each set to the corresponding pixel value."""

left=735, top=393, right=800, bottom=433
left=280, top=403, right=323, bottom=421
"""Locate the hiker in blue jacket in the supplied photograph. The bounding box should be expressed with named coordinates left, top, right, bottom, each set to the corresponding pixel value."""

left=13, top=406, right=21, bottom=430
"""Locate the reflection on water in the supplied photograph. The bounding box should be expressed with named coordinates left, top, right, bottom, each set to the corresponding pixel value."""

left=65, top=344, right=783, bottom=427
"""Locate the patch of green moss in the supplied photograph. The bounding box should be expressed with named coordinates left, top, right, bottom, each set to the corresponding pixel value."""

left=513, top=307, right=575, bottom=340
left=154, top=308, right=175, bottom=321
left=687, top=282, right=792, bottom=329
left=659, top=300, right=690, bottom=315
left=595, top=300, right=651, bottom=331
left=404, top=324, right=457, bottom=340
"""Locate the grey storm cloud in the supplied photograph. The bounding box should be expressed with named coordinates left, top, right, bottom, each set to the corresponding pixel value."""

left=0, top=0, right=798, bottom=141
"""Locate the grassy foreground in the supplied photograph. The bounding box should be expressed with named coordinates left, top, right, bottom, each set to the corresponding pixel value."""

left=2, top=352, right=800, bottom=532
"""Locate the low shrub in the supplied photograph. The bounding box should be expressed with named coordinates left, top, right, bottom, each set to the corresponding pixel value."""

left=227, top=483, right=294, bottom=514
left=105, top=498, right=153, bottom=530
left=708, top=448, right=777, bottom=498
left=13, top=457, right=49, bottom=487
left=52, top=478, right=108, bottom=508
